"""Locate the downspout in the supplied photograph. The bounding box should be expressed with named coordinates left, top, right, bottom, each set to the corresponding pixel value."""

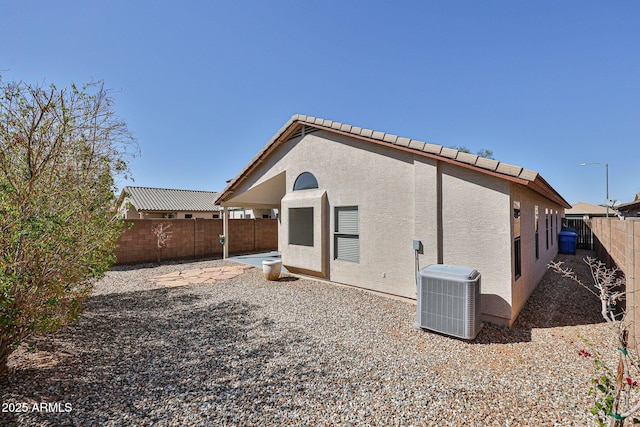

left=436, top=160, right=444, bottom=264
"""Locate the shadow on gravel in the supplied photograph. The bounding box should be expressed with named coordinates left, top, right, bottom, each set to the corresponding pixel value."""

left=1, top=286, right=324, bottom=426
left=276, top=276, right=299, bottom=282
left=472, top=250, right=605, bottom=345
left=110, top=256, right=223, bottom=271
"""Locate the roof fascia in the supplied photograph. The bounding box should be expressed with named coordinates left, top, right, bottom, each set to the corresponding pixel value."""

left=215, top=119, right=301, bottom=204
left=216, top=119, right=570, bottom=209
left=304, top=122, right=532, bottom=186
left=618, top=200, right=640, bottom=210
left=524, top=176, right=572, bottom=209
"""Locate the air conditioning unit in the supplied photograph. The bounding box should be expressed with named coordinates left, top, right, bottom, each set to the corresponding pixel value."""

left=415, top=264, right=482, bottom=340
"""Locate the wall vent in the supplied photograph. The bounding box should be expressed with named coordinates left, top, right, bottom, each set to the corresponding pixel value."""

left=415, top=264, right=482, bottom=340
left=286, top=125, right=320, bottom=141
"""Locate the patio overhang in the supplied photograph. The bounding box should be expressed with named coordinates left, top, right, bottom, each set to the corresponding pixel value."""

left=219, top=171, right=285, bottom=209
left=218, top=171, right=285, bottom=259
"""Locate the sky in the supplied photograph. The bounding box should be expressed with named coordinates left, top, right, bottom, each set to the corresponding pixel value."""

left=2, top=1, right=638, bottom=206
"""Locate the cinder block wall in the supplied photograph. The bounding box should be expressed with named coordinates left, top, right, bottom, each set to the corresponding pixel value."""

left=228, top=219, right=254, bottom=254
left=114, top=219, right=278, bottom=265
left=255, top=218, right=278, bottom=251
left=591, top=218, right=640, bottom=349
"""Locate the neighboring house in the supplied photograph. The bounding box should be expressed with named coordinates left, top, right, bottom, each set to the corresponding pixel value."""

left=564, top=202, right=613, bottom=250
left=118, top=186, right=277, bottom=220
left=118, top=186, right=221, bottom=219
left=564, top=202, right=611, bottom=220
left=226, top=207, right=278, bottom=219
left=616, top=193, right=640, bottom=219
left=215, top=114, right=570, bottom=326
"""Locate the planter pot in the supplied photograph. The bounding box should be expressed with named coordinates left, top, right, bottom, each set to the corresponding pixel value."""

left=262, top=259, right=282, bottom=281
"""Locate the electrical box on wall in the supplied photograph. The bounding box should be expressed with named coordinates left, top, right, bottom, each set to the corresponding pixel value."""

left=413, top=239, right=422, bottom=251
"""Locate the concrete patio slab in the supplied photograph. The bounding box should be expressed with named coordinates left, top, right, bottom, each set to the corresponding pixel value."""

left=146, top=264, right=254, bottom=287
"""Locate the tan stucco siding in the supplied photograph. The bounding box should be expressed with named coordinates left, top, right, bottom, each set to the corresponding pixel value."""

left=244, top=130, right=418, bottom=297
left=125, top=207, right=139, bottom=219
left=510, top=183, right=563, bottom=321
left=222, top=128, right=566, bottom=325
left=319, top=133, right=417, bottom=298
left=119, top=197, right=138, bottom=219
left=280, top=189, right=328, bottom=275
left=227, top=142, right=291, bottom=203
left=413, top=157, right=440, bottom=273
left=439, top=163, right=513, bottom=322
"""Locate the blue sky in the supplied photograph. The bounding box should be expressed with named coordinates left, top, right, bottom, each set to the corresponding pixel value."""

left=2, top=1, right=638, bottom=205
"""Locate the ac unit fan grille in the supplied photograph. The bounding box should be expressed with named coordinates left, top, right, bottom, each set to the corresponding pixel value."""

left=416, top=265, right=481, bottom=340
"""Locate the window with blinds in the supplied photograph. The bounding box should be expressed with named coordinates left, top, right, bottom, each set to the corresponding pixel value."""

left=334, top=206, right=359, bottom=263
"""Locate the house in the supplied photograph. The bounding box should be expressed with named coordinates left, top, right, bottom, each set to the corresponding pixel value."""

left=214, top=115, right=570, bottom=326
left=563, top=202, right=614, bottom=250
left=616, top=193, right=640, bottom=219
left=564, top=202, right=612, bottom=220
left=226, top=207, right=278, bottom=219
left=118, top=186, right=277, bottom=220
left=118, top=186, right=222, bottom=219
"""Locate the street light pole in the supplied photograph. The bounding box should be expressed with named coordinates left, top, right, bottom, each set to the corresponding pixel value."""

left=605, top=163, right=609, bottom=218
left=579, top=162, right=610, bottom=218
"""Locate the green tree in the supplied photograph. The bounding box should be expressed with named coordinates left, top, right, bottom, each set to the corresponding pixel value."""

left=451, top=145, right=495, bottom=160
left=0, top=78, right=137, bottom=376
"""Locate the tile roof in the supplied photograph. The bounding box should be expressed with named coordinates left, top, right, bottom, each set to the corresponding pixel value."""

left=216, top=114, right=571, bottom=208
left=122, top=186, right=220, bottom=212
left=565, top=202, right=611, bottom=216
left=288, top=114, right=537, bottom=180
left=616, top=198, right=640, bottom=212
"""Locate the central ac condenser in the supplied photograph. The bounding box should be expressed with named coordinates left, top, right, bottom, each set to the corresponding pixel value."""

left=415, top=264, right=482, bottom=340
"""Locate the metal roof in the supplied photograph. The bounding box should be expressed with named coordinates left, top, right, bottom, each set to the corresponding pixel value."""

left=122, top=186, right=220, bottom=212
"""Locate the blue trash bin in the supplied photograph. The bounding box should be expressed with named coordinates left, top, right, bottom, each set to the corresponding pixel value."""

left=558, top=231, right=578, bottom=255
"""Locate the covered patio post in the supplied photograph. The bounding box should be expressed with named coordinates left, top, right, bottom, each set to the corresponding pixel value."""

left=223, top=206, right=229, bottom=259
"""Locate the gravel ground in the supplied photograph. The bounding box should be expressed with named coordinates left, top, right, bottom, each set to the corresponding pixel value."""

left=1, top=251, right=616, bottom=426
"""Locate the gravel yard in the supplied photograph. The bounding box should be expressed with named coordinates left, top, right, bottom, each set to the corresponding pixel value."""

left=2, top=251, right=614, bottom=426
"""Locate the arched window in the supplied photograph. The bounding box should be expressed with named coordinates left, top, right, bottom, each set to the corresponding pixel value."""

left=293, top=172, right=318, bottom=191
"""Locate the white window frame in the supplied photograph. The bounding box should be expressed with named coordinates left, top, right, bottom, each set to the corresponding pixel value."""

left=334, top=206, right=359, bottom=263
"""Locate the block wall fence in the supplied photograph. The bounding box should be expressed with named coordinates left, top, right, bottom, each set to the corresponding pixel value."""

left=114, top=218, right=278, bottom=265
left=591, top=217, right=640, bottom=348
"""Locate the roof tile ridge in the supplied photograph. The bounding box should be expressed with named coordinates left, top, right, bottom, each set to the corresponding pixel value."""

left=129, top=186, right=218, bottom=194
left=290, top=114, right=542, bottom=182
left=422, top=142, right=443, bottom=155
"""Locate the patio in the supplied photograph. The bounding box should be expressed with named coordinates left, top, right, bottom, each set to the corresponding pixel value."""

left=227, top=251, right=286, bottom=270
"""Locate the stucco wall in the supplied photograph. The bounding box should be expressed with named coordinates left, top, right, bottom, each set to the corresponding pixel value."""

left=270, top=132, right=418, bottom=295
left=439, top=163, right=513, bottom=322
left=319, top=133, right=417, bottom=297
left=509, top=183, right=563, bottom=323
left=223, top=129, right=565, bottom=325
left=232, top=130, right=418, bottom=297
left=413, top=157, right=440, bottom=268
left=280, top=189, right=328, bottom=276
